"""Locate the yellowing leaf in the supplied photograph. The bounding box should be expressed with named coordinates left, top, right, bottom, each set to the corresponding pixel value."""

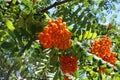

left=6, top=20, right=15, bottom=31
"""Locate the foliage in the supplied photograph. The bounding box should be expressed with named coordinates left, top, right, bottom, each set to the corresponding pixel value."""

left=0, top=0, right=120, bottom=80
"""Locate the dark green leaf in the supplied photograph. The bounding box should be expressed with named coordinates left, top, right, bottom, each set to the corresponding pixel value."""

left=1, top=41, right=14, bottom=49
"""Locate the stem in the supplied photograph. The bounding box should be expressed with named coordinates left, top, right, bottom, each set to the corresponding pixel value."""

left=4, top=37, right=35, bottom=80
left=40, top=0, right=71, bottom=13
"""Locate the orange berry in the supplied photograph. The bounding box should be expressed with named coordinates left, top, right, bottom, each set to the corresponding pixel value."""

left=43, top=27, right=49, bottom=33
left=58, top=17, right=62, bottom=23
left=90, top=36, right=117, bottom=65
left=38, top=17, right=72, bottom=50
left=59, top=54, right=78, bottom=74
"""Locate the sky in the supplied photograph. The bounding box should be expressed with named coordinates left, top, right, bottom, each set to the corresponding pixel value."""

left=48, top=0, right=120, bottom=25
left=103, top=2, right=120, bottom=25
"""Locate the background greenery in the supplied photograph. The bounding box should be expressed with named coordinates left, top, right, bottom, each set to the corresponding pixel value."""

left=0, top=0, right=120, bottom=80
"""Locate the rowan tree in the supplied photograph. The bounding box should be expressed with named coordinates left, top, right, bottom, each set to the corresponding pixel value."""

left=0, top=0, right=120, bottom=80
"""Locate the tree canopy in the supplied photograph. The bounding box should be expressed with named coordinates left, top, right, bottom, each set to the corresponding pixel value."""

left=0, top=0, right=120, bottom=80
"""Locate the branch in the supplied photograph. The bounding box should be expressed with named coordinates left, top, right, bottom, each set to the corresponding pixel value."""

left=40, top=0, right=71, bottom=13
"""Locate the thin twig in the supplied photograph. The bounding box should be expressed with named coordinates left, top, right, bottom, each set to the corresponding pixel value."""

left=40, top=0, right=71, bottom=13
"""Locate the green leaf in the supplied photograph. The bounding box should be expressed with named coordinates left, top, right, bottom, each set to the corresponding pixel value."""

left=53, top=71, right=58, bottom=80
left=83, top=31, right=89, bottom=39
left=87, top=55, right=94, bottom=61
left=0, top=30, right=3, bottom=32
left=87, top=32, right=92, bottom=39
left=113, top=14, right=117, bottom=18
left=112, top=4, right=116, bottom=10
left=79, top=34, right=83, bottom=40
left=44, top=13, right=50, bottom=20
left=101, top=16, right=106, bottom=23
left=106, top=68, right=113, bottom=74
left=116, top=62, right=120, bottom=70
left=73, top=71, right=79, bottom=78
left=15, top=57, right=22, bottom=69
left=86, top=29, right=92, bottom=39
left=91, top=32, right=97, bottom=39
left=100, top=64, right=106, bottom=68
left=6, top=20, right=15, bottom=31
left=12, top=0, right=17, bottom=4
left=1, top=41, right=14, bottom=49
left=84, top=1, right=89, bottom=8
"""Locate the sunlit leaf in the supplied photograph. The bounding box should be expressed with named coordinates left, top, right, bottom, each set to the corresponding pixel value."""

left=83, top=31, right=89, bottom=39
left=87, top=29, right=92, bottom=39
left=106, top=68, right=113, bottom=74
left=6, top=20, right=15, bottom=31
left=79, top=34, right=82, bottom=40
left=44, top=13, right=50, bottom=20
left=91, top=32, right=97, bottom=39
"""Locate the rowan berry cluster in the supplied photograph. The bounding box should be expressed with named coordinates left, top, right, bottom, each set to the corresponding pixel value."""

left=90, top=36, right=117, bottom=65
left=38, top=17, right=72, bottom=50
left=59, top=54, right=78, bottom=80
